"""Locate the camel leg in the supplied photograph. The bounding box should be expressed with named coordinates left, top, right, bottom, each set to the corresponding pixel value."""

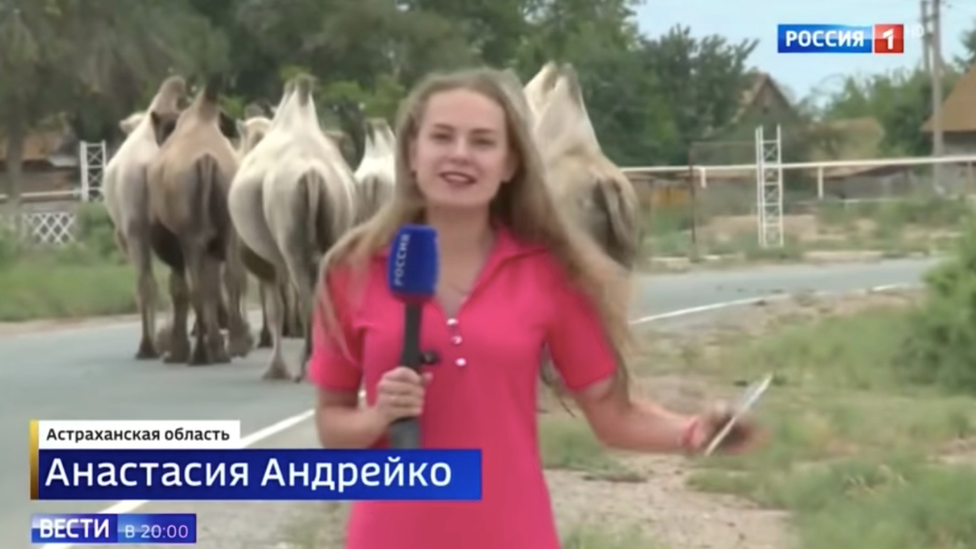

left=280, top=255, right=317, bottom=383
left=261, top=277, right=291, bottom=380
left=184, top=246, right=229, bottom=365
left=257, top=284, right=273, bottom=348
left=280, top=282, right=299, bottom=338
left=163, top=269, right=191, bottom=363
left=223, top=239, right=254, bottom=358
left=126, top=230, right=159, bottom=360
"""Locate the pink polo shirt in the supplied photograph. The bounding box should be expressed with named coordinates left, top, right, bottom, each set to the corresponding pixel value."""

left=308, top=226, right=617, bottom=549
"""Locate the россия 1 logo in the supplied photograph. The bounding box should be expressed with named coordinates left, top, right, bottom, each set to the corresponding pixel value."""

left=777, top=24, right=904, bottom=54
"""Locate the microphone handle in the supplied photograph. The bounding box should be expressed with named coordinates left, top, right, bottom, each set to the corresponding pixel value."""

left=388, top=303, right=423, bottom=449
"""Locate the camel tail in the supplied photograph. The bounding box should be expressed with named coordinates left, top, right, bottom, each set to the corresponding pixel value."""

left=193, top=154, right=230, bottom=261
left=298, top=170, right=328, bottom=277
left=590, top=177, right=640, bottom=271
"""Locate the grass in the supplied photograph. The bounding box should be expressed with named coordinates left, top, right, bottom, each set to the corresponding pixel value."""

left=676, top=293, right=976, bottom=549
left=0, top=241, right=150, bottom=321
left=641, top=194, right=968, bottom=269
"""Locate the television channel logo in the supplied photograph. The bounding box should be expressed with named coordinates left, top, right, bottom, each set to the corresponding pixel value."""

left=778, top=24, right=904, bottom=54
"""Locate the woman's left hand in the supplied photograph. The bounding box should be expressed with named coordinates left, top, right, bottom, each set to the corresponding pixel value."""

left=685, top=401, right=766, bottom=455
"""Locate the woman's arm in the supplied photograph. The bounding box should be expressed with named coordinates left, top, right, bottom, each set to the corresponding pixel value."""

left=314, top=389, right=388, bottom=449
left=545, top=263, right=703, bottom=454
left=573, top=377, right=700, bottom=453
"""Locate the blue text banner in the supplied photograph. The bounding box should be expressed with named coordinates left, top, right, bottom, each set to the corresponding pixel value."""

left=34, top=449, right=482, bottom=501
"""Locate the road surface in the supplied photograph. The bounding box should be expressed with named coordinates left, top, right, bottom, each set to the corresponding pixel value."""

left=0, top=257, right=940, bottom=545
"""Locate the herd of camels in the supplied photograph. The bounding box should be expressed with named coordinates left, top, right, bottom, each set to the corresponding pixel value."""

left=100, top=62, right=641, bottom=383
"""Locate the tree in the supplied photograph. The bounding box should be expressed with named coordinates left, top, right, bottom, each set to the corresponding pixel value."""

left=0, top=0, right=227, bottom=214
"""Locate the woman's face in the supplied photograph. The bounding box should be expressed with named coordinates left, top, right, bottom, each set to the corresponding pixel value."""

left=409, top=88, right=517, bottom=211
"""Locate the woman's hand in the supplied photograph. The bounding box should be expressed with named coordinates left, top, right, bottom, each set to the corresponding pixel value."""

left=684, top=401, right=765, bottom=455
left=374, top=366, right=432, bottom=424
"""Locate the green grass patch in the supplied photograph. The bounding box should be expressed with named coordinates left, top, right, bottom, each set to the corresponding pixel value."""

left=677, top=296, right=976, bottom=549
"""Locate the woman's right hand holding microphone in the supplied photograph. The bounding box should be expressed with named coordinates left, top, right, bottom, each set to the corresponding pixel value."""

left=373, top=366, right=432, bottom=425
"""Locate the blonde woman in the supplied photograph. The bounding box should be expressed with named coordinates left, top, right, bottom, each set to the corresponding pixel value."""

left=308, top=67, right=763, bottom=549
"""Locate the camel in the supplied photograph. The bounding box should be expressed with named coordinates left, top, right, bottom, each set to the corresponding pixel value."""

left=351, top=118, right=396, bottom=225
left=102, top=76, right=188, bottom=360
left=523, top=62, right=562, bottom=123
left=146, top=77, right=253, bottom=365
left=506, top=63, right=641, bottom=409
left=229, top=74, right=358, bottom=381
left=532, top=63, right=640, bottom=270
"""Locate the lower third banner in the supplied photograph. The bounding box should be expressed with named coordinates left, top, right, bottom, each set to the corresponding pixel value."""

left=33, top=449, right=482, bottom=501
left=31, top=513, right=196, bottom=544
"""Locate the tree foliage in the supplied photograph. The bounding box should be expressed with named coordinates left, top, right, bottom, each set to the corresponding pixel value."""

left=4, top=0, right=976, bottom=205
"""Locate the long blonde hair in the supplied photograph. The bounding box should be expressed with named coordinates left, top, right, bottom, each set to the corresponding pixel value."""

left=315, top=67, right=635, bottom=385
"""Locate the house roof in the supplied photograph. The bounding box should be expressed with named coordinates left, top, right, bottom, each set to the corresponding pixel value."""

left=921, top=62, right=976, bottom=133
left=0, top=128, right=74, bottom=165
left=700, top=71, right=797, bottom=139
left=728, top=71, right=796, bottom=126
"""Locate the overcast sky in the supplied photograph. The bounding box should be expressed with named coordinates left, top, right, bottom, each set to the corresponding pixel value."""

left=634, top=1, right=976, bottom=99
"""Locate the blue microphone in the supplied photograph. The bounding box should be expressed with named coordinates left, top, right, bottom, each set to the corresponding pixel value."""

left=386, top=224, right=439, bottom=448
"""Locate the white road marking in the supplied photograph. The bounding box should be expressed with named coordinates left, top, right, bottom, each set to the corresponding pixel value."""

left=40, top=282, right=919, bottom=548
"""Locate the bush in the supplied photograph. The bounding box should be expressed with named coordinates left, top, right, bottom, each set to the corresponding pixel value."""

left=897, top=217, right=976, bottom=393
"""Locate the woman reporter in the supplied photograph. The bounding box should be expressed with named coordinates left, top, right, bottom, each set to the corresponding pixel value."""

left=308, top=66, right=763, bottom=549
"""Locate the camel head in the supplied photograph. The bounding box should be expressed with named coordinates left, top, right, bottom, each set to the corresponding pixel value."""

left=148, top=75, right=188, bottom=113
left=524, top=62, right=561, bottom=119
left=237, top=116, right=272, bottom=155
left=119, top=111, right=147, bottom=135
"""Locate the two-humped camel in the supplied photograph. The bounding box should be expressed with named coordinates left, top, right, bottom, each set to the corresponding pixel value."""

left=506, top=63, right=641, bottom=405
left=146, top=77, right=253, bottom=365
left=102, top=76, right=188, bottom=360
left=229, top=74, right=358, bottom=381
left=352, top=118, right=396, bottom=225
left=527, top=62, right=640, bottom=270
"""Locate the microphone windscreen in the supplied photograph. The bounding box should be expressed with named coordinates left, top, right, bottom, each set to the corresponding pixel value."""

left=386, top=224, right=439, bottom=302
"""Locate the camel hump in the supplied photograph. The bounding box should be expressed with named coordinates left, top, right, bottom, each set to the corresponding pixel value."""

left=289, top=74, right=316, bottom=106
left=558, top=64, right=586, bottom=108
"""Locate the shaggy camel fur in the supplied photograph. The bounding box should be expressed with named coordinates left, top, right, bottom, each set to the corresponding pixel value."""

left=102, top=76, right=187, bottom=360
left=146, top=78, right=253, bottom=365
left=510, top=63, right=641, bottom=407
left=352, top=118, right=396, bottom=225
left=532, top=63, right=640, bottom=270
left=229, top=75, right=358, bottom=381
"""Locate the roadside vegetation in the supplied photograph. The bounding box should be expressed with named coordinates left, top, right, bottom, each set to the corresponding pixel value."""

left=642, top=192, right=970, bottom=270
left=0, top=204, right=151, bottom=321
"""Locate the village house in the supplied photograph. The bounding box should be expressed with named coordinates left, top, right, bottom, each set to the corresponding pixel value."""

left=0, top=124, right=80, bottom=205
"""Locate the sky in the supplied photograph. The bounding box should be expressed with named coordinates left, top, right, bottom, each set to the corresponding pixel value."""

left=634, top=1, right=976, bottom=101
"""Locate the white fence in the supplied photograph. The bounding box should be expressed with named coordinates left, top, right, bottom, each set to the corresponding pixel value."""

left=621, top=153, right=976, bottom=198
left=3, top=150, right=976, bottom=247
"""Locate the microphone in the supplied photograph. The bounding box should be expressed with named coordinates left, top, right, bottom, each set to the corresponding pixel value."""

left=386, top=224, right=439, bottom=449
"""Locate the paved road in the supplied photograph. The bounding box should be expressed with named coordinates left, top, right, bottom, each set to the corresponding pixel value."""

left=1, top=257, right=940, bottom=546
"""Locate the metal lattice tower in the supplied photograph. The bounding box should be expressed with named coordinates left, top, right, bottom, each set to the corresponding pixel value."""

left=754, top=125, right=783, bottom=248
left=79, top=141, right=107, bottom=201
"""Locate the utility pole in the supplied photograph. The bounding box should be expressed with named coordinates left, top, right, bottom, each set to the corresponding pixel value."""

left=921, top=0, right=931, bottom=75
left=923, top=0, right=945, bottom=192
